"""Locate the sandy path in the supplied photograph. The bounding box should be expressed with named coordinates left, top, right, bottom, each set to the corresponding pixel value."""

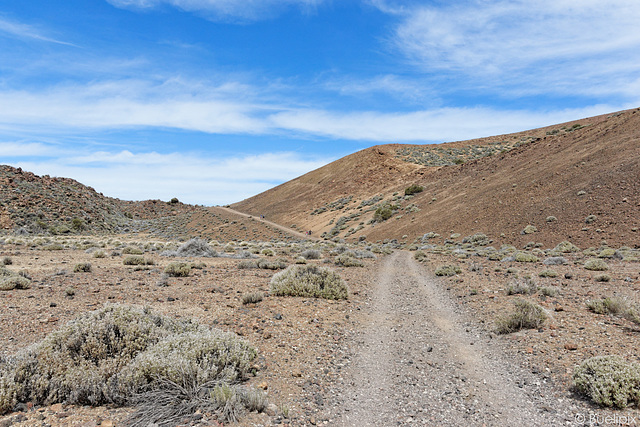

left=215, top=206, right=318, bottom=241
left=330, top=251, right=580, bottom=426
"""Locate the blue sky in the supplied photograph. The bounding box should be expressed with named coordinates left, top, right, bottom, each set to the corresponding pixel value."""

left=1, top=0, right=639, bottom=205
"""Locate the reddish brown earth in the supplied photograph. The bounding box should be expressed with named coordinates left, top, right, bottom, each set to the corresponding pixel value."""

left=233, top=108, right=640, bottom=249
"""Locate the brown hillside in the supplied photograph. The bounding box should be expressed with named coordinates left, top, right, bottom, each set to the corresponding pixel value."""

left=233, top=108, right=640, bottom=248
left=0, top=165, right=301, bottom=242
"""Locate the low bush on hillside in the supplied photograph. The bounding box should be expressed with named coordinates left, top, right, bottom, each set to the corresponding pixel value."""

left=270, top=265, right=347, bottom=300
left=496, top=299, right=547, bottom=334
left=161, top=238, right=217, bottom=258
left=123, top=256, right=155, bottom=266
left=73, top=262, right=92, bottom=273
left=0, top=267, right=31, bottom=291
left=506, top=278, right=538, bottom=295
left=122, top=246, right=144, bottom=255
left=404, top=184, right=424, bottom=196
left=514, top=252, right=539, bottom=263
left=573, top=355, right=640, bottom=408
left=587, top=297, right=639, bottom=325
left=584, top=258, right=609, bottom=271
left=434, top=265, right=462, bottom=276
left=0, top=305, right=261, bottom=423
left=238, top=258, right=287, bottom=270
left=1, top=257, right=12, bottom=266
left=242, top=292, right=264, bottom=305
left=334, top=253, right=364, bottom=267
left=300, top=249, right=322, bottom=260
left=165, top=262, right=192, bottom=277
left=553, top=241, right=580, bottom=253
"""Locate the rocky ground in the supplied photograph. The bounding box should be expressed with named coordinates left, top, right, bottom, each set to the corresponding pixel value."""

left=0, top=234, right=639, bottom=426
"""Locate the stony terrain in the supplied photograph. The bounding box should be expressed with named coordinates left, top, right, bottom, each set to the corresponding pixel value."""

left=233, top=108, right=640, bottom=249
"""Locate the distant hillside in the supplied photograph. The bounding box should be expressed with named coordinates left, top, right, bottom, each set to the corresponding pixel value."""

left=0, top=166, right=300, bottom=242
left=233, top=108, right=640, bottom=248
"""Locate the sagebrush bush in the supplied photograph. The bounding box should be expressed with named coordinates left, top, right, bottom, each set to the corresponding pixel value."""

left=122, top=246, right=144, bottom=255
left=538, top=269, right=558, bottom=278
left=514, top=252, right=539, bottom=263
left=176, top=238, right=217, bottom=257
left=506, top=278, right=538, bottom=295
left=261, top=248, right=275, bottom=257
left=242, top=292, right=264, bottom=305
left=73, top=262, right=92, bottom=273
left=543, top=256, right=567, bottom=266
left=334, top=253, right=364, bottom=267
left=165, top=262, right=192, bottom=277
left=573, top=355, right=640, bottom=408
left=434, top=265, right=461, bottom=276
left=270, top=265, right=347, bottom=300
left=0, top=304, right=257, bottom=418
left=404, top=184, right=424, bottom=196
left=496, top=299, right=547, bottom=334
left=584, top=258, right=609, bottom=271
left=123, top=256, right=155, bottom=266
left=300, top=249, right=322, bottom=260
left=1, top=257, right=12, bottom=266
left=553, top=241, right=580, bottom=253
left=93, top=250, right=106, bottom=259
left=0, top=267, right=31, bottom=291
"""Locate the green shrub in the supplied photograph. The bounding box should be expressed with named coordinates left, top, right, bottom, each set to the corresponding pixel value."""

left=73, top=262, right=92, bottom=273
left=261, top=248, right=275, bottom=257
left=521, top=225, right=537, bottom=235
left=514, top=252, right=539, bottom=263
left=123, top=256, right=154, bottom=266
left=0, top=267, right=31, bottom=291
left=404, top=184, right=424, bottom=196
left=573, top=355, right=640, bottom=408
left=300, top=249, right=322, bottom=260
left=270, top=265, right=347, bottom=300
left=538, top=269, right=558, bottom=278
left=335, top=254, right=364, bottom=267
left=414, top=251, right=427, bottom=262
left=584, top=258, right=609, bottom=271
left=598, top=248, right=617, bottom=258
left=496, top=299, right=547, bottom=334
left=122, top=246, right=144, bottom=255
left=540, top=287, right=558, bottom=297
left=434, top=265, right=462, bottom=276
left=594, top=274, right=611, bottom=282
left=0, top=304, right=257, bottom=418
left=165, top=262, right=192, bottom=277
left=93, top=250, right=106, bottom=259
left=588, top=297, right=626, bottom=315
left=373, top=205, right=394, bottom=222
left=553, top=241, right=580, bottom=253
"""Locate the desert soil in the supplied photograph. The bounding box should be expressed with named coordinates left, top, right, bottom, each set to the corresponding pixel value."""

left=1, top=239, right=640, bottom=426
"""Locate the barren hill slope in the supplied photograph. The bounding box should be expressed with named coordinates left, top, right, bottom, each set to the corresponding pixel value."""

left=0, top=165, right=301, bottom=242
left=233, top=108, right=640, bottom=248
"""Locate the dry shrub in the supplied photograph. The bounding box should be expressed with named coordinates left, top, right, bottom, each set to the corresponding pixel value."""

left=0, top=267, right=31, bottom=291
left=165, top=262, right=192, bottom=277
left=270, top=265, right=347, bottom=300
left=573, top=355, right=640, bottom=408
left=496, top=299, right=547, bottom=334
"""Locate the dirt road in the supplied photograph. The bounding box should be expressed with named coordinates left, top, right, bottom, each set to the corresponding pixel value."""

left=216, top=206, right=317, bottom=241
left=329, top=251, right=581, bottom=426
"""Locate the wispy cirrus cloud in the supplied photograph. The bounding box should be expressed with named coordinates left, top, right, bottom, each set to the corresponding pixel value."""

left=379, top=0, right=640, bottom=98
left=0, top=17, right=77, bottom=46
left=106, top=0, right=326, bottom=21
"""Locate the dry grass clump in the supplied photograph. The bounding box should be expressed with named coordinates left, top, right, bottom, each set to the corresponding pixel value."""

left=300, top=249, right=322, bottom=260
left=1, top=256, right=12, bottom=266
left=270, top=265, right=347, bottom=300
left=506, top=277, right=538, bottom=295
left=242, top=292, right=264, bottom=305
left=434, top=265, right=462, bottom=276
left=0, top=267, right=31, bottom=291
left=165, top=262, right=192, bottom=277
left=573, top=355, right=640, bottom=408
left=73, top=262, right=92, bottom=273
left=584, top=258, right=609, bottom=271
left=514, top=252, right=539, bottom=263
left=0, top=304, right=259, bottom=421
left=587, top=297, right=639, bottom=324
left=124, top=256, right=155, bottom=266
left=462, top=233, right=489, bottom=246
left=239, top=258, right=287, bottom=270
left=553, top=241, right=580, bottom=253
left=122, top=246, right=144, bottom=255
left=334, top=253, right=364, bottom=267
left=92, top=250, right=107, bottom=259
left=538, top=269, right=558, bottom=278
left=496, top=299, right=547, bottom=334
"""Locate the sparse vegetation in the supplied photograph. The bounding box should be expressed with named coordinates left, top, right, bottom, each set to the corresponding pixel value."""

left=73, top=262, right=92, bottom=273
left=404, top=184, right=424, bottom=196
left=335, top=253, right=364, bottom=267
left=242, top=292, right=264, bottom=305
left=0, top=305, right=258, bottom=420
left=584, top=258, right=609, bottom=271
left=270, top=265, right=347, bottom=300
left=573, top=355, right=640, bottom=408
left=496, top=299, right=547, bottom=334
left=0, top=266, right=31, bottom=291
left=506, top=278, right=538, bottom=295
left=434, top=265, right=462, bottom=276
left=165, top=262, right=192, bottom=277
left=124, top=256, right=155, bottom=266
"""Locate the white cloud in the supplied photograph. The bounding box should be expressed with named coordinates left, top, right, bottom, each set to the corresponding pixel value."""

left=269, top=104, right=628, bottom=142
left=106, top=0, right=325, bottom=21
left=0, top=141, right=62, bottom=157
left=385, top=0, right=640, bottom=97
left=0, top=17, right=76, bottom=46
left=324, top=74, right=438, bottom=104
left=12, top=149, right=333, bottom=205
